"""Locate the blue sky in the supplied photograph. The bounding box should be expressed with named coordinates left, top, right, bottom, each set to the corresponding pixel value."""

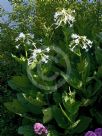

left=0, top=0, right=94, bottom=12
left=0, top=0, right=12, bottom=12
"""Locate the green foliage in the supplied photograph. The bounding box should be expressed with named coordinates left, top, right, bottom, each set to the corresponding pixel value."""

left=18, top=125, right=34, bottom=136
left=43, top=107, right=53, bottom=123
left=1, top=0, right=102, bottom=136
left=47, top=130, right=59, bottom=136
left=8, top=76, right=32, bottom=91
left=69, top=116, right=92, bottom=134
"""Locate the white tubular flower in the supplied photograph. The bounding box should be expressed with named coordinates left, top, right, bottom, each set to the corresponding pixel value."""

left=19, top=32, right=25, bottom=38
left=16, top=32, right=26, bottom=41
left=54, top=8, right=75, bottom=28
left=15, top=44, right=20, bottom=49
left=45, top=47, right=50, bottom=52
left=41, top=54, right=49, bottom=63
left=28, top=47, right=50, bottom=65
left=69, top=33, right=93, bottom=55
left=71, top=34, right=79, bottom=39
left=15, top=32, right=26, bottom=41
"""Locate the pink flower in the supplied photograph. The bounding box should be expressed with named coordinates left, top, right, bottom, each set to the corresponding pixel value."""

left=85, top=131, right=97, bottom=136
left=95, top=128, right=102, bottom=136
left=33, top=123, right=48, bottom=135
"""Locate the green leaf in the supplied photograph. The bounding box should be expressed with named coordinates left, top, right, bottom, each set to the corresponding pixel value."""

left=17, top=93, right=42, bottom=114
left=70, top=116, right=92, bottom=134
left=27, top=65, right=57, bottom=93
left=53, top=92, right=62, bottom=104
left=8, top=76, right=32, bottom=91
left=61, top=71, right=82, bottom=89
left=96, top=66, right=102, bottom=78
left=12, top=54, right=26, bottom=64
left=86, top=79, right=102, bottom=97
left=4, top=99, right=27, bottom=114
left=52, top=106, right=69, bottom=129
left=62, top=91, right=80, bottom=116
left=90, top=109, right=102, bottom=125
left=77, top=56, right=90, bottom=84
left=43, top=107, right=53, bottom=123
left=18, top=125, right=34, bottom=136
left=47, top=130, right=59, bottom=136
left=95, top=47, right=102, bottom=65
left=4, top=99, right=35, bottom=121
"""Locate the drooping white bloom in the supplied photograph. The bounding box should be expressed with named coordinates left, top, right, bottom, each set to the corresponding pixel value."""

left=15, top=44, right=20, bottom=49
left=41, top=54, right=49, bottom=63
left=71, top=34, right=79, bottom=39
left=45, top=47, right=50, bottom=52
left=69, top=33, right=93, bottom=55
left=28, top=47, right=50, bottom=65
left=19, top=32, right=25, bottom=38
left=54, top=8, right=75, bottom=28
left=15, top=32, right=26, bottom=41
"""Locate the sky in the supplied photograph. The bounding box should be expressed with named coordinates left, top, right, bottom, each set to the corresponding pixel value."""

left=0, top=0, right=95, bottom=13
left=0, top=0, right=13, bottom=23
left=0, top=0, right=12, bottom=12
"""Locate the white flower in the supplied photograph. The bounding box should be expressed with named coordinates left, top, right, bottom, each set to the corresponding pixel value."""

left=15, top=45, right=20, bottom=49
left=71, top=34, right=79, bottom=39
left=35, top=49, right=42, bottom=53
left=74, top=39, right=80, bottom=44
left=41, top=54, right=49, bottom=63
left=28, top=47, right=50, bottom=65
left=45, top=47, right=50, bottom=52
left=19, top=32, right=25, bottom=38
left=15, top=32, right=25, bottom=41
left=54, top=8, right=75, bottom=28
left=26, top=40, right=31, bottom=45
left=69, top=33, right=93, bottom=54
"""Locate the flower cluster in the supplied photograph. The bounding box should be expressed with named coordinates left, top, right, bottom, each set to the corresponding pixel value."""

left=85, top=128, right=102, bottom=136
left=15, top=32, right=35, bottom=49
left=28, top=47, right=50, bottom=65
left=69, top=33, right=93, bottom=55
left=54, top=8, right=75, bottom=28
left=33, top=123, right=48, bottom=135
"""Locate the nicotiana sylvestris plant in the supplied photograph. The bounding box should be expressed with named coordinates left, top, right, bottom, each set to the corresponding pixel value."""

left=5, top=1, right=102, bottom=136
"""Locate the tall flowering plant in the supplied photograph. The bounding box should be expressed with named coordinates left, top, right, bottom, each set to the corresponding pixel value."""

left=5, top=0, right=102, bottom=136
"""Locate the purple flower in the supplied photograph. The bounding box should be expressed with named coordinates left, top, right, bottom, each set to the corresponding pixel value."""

left=33, top=123, right=48, bottom=135
left=95, top=128, right=102, bottom=136
left=85, top=131, right=97, bottom=136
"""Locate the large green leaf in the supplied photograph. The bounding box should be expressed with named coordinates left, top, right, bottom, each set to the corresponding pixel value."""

left=95, top=47, right=102, bottom=65
left=52, top=105, right=69, bottom=129
left=47, top=130, right=59, bottom=136
left=85, top=79, right=102, bottom=97
left=77, top=55, right=90, bottom=84
left=27, top=65, right=57, bottom=93
left=61, top=71, right=82, bottom=90
left=90, top=109, right=102, bottom=125
left=96, top=66, right=102, bottom=78
left=69, top=116, right=92, bottom=134
left=18, top=125, right=34, bottom=136
left=62, top=92, right=80, bottom=116
left=20, top=92, right=46, bottom=106
left=53, top=92, right=62, bottom=104
left=4, top=99, right=27, bottom=115
left=17, top=93, right=42, bottom=114
left=4, top=99, right=35, bottom=121
left=8, top=75, right=32, bottom=91
left=43, top=107, right=53, bottom=123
